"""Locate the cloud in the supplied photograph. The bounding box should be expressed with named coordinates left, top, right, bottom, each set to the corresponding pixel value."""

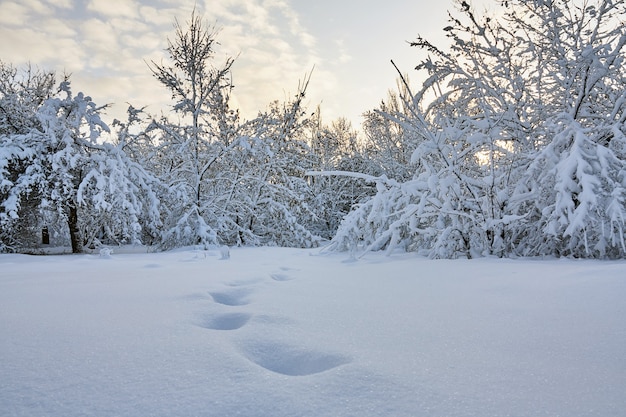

left=0, top=26, right=86, bottom=73
left=0, top=0, right=333, bottom=123
left=186, top=0, right=332, bottom=116
left=0, top=1, right=34, bottom=26
left=138, top=5, right=181, bottom=27
left=334, top=39, right=353, bottom=65
left=86, top=0, right=139, bottom=18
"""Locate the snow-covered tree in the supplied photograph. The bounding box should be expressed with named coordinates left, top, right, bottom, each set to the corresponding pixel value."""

left=223, top=83, right=321, bottom=248
left=329, top=0, right=626, bottom=259
left=306, top=114, right=375, bottom=240
left=1, top=74, right=161, bottom=253
left=147, top=11, right=323, bottom=249
left=0, top=63, right=56, bottom=251
left=0, top=63, right=55, bottom=136
left=361, top=83, right=421, bottom=181
left=507, top=0, right=626, bottom=257
left=326, top=0, right=534, bottom=257
left=147, top=10, right=236, bottom=249
left=110, top=106, right=164, bottom=246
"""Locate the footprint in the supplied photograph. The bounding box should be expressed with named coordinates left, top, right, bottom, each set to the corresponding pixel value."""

left=196, top=312, right=251, bottom=330
left=269, top=273, right=294, bottom=282
left=209, top=288, right=252, bottom=306
left=227, top=278, right=263, bottom=287
left=240, top=341, right=351, bottom=376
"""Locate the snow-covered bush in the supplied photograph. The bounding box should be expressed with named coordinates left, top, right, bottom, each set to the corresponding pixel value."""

left=329, top=0, right=626, bottom=258
left=146, top=12, right=235, bottom=249
left=1, top=71, right=161, bottom=253
left=147, top=12, right=322, bottom=249
left=305, top=115, right=375, bottom=240
left=511, top=114, right=626, bottom=258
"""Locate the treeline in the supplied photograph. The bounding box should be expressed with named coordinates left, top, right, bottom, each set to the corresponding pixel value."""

left=0, top=11, right=376, bottom=254
left=2, top=0, right=626, bottom=258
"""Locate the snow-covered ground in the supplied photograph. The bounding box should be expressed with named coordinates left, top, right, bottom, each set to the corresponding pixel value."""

left=1, top=247, right=625, bottom=417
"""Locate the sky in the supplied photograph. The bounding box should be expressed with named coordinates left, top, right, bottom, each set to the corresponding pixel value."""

left=0, top=0, right=492, bottom=128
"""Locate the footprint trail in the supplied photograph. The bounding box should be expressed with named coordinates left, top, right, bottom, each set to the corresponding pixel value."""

left=189, top=259, right=349, bottom=378
left=196, top=312, right=252, bottom=330
left=239, top=341, right=351, bottom=376
left=209, top=288, right=252, bottom=306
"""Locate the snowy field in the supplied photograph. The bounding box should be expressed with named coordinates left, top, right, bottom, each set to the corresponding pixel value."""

left=1, top=247, right=626, bottom=417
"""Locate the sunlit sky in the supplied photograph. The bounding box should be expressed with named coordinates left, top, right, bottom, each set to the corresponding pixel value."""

left=0, top=0, right=493, bottom=128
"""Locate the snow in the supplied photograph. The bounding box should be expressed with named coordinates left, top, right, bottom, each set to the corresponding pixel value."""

left=1, top=247, right=625, bottom=416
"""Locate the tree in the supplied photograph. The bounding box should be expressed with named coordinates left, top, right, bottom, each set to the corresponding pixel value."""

left=0, top=63, right=56, bottom=136
left=306, top=113, right=375, bottom=240
left=147, top=10, right=236, bottom=249
left=110, top=105, right=164, bottom=247
left=224, top=81, right=321, bottom=247
left=506, top=0, right=626, bottom=257
left=329, top=0, right=626, bottom=258
left=0, top=63, right=56, bottom=251
left=147, top=12, right=323, bottom=249
left=1, top=71, right=161, bottom=253
left=361, top=82, right=421, bottom=181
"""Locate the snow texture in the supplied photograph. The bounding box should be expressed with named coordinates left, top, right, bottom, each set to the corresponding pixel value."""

left=1, top=247, right=625, bottom=416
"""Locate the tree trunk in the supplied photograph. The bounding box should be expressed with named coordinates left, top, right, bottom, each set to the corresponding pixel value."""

left=41, top=227, right=50, bottom=245
left=67, top=204, right=82, bottom=253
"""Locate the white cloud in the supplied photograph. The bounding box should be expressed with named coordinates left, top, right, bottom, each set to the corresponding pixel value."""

left=0, top=25, right=86, bottom=73
left=79, top=19, right=123, bottom=68
left=0, top=0, right=333, bottom=123
left=138, top=5, right=180, bottom=27
left=0, top=1, right=31, bottom=26
left=156, top=0, right=321, bottom=117
left=19, top=0, right=52, bottom=14
left=86, top=0, right=139, bottom=18
left=334, top=39, right=352, bottom=65
left=41, top=17, right=78, bottom=38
